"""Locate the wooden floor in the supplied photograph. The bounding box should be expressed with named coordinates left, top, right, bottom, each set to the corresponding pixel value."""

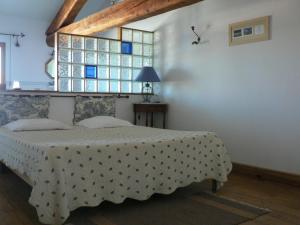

left=218, top=174, right=300, bottom=225
left=0, top=171, right=299, bottom=225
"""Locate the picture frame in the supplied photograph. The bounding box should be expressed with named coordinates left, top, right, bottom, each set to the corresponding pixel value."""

left=229, top=16, right=270, bottom=46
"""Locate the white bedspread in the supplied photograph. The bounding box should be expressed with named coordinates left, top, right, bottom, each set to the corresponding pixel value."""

left=0, top=126, right=232, bottom=225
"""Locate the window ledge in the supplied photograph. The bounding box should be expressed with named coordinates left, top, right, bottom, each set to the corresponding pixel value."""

left=0, top=90, right=149, bottom=98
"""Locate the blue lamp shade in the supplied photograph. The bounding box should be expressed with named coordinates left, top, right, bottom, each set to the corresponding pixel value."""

left=135, top=67, right=160, bottom=82
left=85, top=65, right=97, bottom=79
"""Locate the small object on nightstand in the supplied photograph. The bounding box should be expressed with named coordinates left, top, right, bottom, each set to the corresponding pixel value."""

left=12, top=81, right=21, bottom=90
left=133, top=103, right=168, bottom=129
left=135, top=67, right=160, bottom=103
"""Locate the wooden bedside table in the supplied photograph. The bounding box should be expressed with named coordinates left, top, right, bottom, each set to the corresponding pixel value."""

left=133, top=103, right=168, bottom=129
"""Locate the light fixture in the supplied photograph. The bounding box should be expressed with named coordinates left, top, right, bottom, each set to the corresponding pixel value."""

left=191, top=26, right=201, bottom=45
left=0, top=32, right=25, bottom=47
left=14, top=33, right=25, bottom=47
left=135, top=67, right=160, bottom=103
left=15, top=37, right=20, bottom=47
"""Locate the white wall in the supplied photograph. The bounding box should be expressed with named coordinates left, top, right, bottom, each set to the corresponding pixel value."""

left=0, top=14, right=53, bottom=90
left=149, top=0, right=300, bottom=174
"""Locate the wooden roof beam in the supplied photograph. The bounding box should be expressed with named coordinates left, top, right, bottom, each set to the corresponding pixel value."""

left=48, top=0, right=203, bottom=42
left=46, top=0, right=87, bottom=46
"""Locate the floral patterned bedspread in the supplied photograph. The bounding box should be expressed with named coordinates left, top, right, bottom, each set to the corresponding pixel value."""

left=0, top=126, right=232, bottom=225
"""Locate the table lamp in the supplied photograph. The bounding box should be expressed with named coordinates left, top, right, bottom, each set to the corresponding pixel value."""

left=135, top=67, right=160, bottom=102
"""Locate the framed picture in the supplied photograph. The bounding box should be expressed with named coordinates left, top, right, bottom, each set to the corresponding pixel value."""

left=229, top=16, right=270, bottom=46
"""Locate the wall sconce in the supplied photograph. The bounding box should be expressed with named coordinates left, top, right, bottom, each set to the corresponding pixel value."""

left=13, top=33, right=25, bottom=47
left=0, top=32, right=25, bottom=47
left=191, top=26, right=201, bottom=45
left=191, top=25, right=210, bottom=45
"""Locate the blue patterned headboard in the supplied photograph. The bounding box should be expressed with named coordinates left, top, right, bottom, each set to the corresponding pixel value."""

left=0, top=94, right=50, bottom=126
left=73, top=96, right=116, bottom=124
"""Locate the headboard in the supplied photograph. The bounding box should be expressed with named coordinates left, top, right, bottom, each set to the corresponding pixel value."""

left=73, top=96, right=116, bottom=124
left=0, top=94, right=50, bottom=126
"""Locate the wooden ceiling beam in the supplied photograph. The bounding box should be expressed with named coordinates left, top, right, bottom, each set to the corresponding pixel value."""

left=56, top=0, right=203, bottom=36
left=46, top=0, right=87, bottom=46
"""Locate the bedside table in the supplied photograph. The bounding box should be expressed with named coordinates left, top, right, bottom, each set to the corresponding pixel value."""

left=133, top=103, right=168, bottom=129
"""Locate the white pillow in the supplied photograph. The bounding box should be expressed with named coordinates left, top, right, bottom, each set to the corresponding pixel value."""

left=77, top=116, right=133, bottom=129
left=3, top=119, right=73, bottom=131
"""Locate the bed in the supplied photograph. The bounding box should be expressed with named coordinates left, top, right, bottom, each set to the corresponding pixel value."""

left=0, top=95, right=232, bottom=225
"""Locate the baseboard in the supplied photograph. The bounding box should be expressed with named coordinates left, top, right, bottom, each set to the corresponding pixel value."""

left=232, top=162, right=300, bottom=187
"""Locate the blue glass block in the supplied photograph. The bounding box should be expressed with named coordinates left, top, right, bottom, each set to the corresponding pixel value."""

left=121, top=41, right=133, bottom=55
left=85, top=65, right=97, bottom=79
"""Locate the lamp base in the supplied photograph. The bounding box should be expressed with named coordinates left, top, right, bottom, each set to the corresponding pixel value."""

left=142, top=95, right=151, bottom=103
left=142, top=82, right=152, bottom=103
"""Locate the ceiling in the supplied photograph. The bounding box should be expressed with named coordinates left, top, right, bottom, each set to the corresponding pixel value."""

left=0, top=0, right=111, bottom=22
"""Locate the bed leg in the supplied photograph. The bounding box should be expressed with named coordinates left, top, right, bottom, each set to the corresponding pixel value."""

left=212, top=179, right=218, bottom=193
left=0, top=162, right=7, bottom=174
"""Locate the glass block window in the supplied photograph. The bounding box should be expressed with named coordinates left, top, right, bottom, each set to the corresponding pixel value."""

left=56, top=28, right=154, bottom=93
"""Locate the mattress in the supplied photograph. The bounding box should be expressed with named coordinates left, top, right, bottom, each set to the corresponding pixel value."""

left=0, top=126, right=232, bottom=225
